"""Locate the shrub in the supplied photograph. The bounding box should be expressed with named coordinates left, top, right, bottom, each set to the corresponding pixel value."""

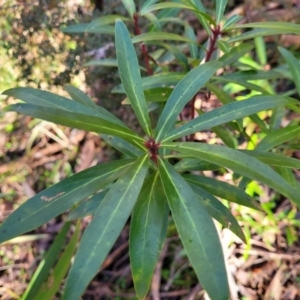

left=2, top=1, right=300, bottom=299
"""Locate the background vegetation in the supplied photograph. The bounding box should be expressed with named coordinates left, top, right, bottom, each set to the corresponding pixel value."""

left=1, top=0, right=300, bottom=299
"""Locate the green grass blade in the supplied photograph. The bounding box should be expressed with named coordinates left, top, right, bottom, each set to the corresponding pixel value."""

left=130, top=172, right=168, bottom=299
left=257, top=126, right=300, bottom=151
left=190, top=183, right=246, bottom=242
left=21, top=223, right=71, bottom=300
left=278, top=47, right=300, bottom=97
left=215, top=0, right=228, bottom=24
left=33, top=221, right=81, bottom=300
left=62, top=154, right=149, bottom=299
left=163, top=95, right=295, bottom=142
left=184, top=174, right=261, bottom=210
left=4, top=104, right=145, bottom=149
left=67, top=190, right=109, bottom=221
left=158, top=158, right=229, bottom=300
left=241, top=150, right=300, bottom=169
left=162, top=142, right=300, bottom=207
left=115, top=20, right=152, bottom=136
left=0, top=159, right=133, bottom=243
left=155, top=61, right=220, bottom=141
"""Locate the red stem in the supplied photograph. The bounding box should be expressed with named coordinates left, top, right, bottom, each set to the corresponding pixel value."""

left=134, top=13, right=153, bottom=75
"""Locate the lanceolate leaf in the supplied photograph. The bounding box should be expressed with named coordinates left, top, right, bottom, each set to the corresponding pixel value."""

left=33, top=221, right=81, bottom=300
left=174, top=158, right=220, bottom=172
left=162, top=143, right=300, bottom=207
left=185, top=25, right=198, bottom=59
left=241, top=150, right=300, bottom=169
left=234, top=22, right=300, bottom=35
left=218, top=44, right=254, bottom=67
left=130, top=172, right=168, bottom=299
left=227, top=28, right=280, bottom=43
left=64, top=85, right=97, bottom=109
left=0, top=159, right=134, bottom=243
left=158, top=158, right=229, bottom=300
left=184, top=174, right=261, bottom=210
left=190, top=183, right=246, bottom=242
left=101, top=134, right=143, bottom=157
left=4, top=104, right=145, bottom=150
left=163, top=95, right=296, bottom=142
left=278, top=47, right=300, bottom=97
left=61, top=24, right=115, bottom=34
left=121, top=0, right=136, bottom=18
left=67, top=190, right=109, bottom=221
left=257, top=126, right=300, bottom=151
left=3, top=87, right=126, bottom=127
left=215, top=0, right=228, bottom=24
left=155, top=61, right=221, bottom=141
left=115, top=20, right=152, bottom=136
left=63, top=154, right=149, bottom=300
left=222, top=14, right=243, bottom=30
left=132, top=32, right=196, bottom=44
left=140, top=2, right=215, bottom=24
left=112, top=73, right=185, bottom=94
left=21, top=223, right=71, bottom=300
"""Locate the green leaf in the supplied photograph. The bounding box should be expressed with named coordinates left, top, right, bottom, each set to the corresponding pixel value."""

left=185, top=25, right=198, bottom=59
left=132, top=32, right=196, bottom=44
left=234, top=22, right=300, bottom=35
left=241, top=150, right=300, bottom=169
left=21, top=223, right=71, bottom=300
left=64, top=85, right=97, bottom=109
left=62, top=154, right=149, bottom=300
left=33, top=221, right=81, bottom=300
left=155, top=61, right=221, bottom=141
left=162, top=142, right=299, bottom=207
left=84, top=59, right=118, bottom=67
left=112, top=73, right=185, bottom=94
left=174, top=158, right=220, bottom=172
left=255, top=36, right=267, bottom=65
left=211, top=125, right=236, bottom=148
left=158, top=158, right=229, bottom=300
left=216, top=0, right=228, bottom=24
left=115, top=20, right=152, bottom=136
left=4, top=104, right=145, bottom=150
left=67, top=190, right=108, bottom=221
left=184, top=174, right=261, bottom=210
left=88, top=15, right=130, bottom=26
left=141, top=0, right=159, bottom=11
left=189, top=183, right=246, bottom=242
left=0, top=159, right=133, bottom=243
left=61, top=24, right=115, bottom=34
left=101, top=134, right=144, bottom=157
left=130, top=172, right=168, bottom=299
left=278, top=47, right=300, bottom=97
left=227, top=28, right=280, bottom=43
left=257, top=126, right=300, bottom=151
left=140, top=2, right=215, bottom=24
left=144, top=87, right=173, bottom=103
left=163, top=95, right=294, bottom=142
left=222, top=14, right=243, bottom=30
left=218, top=44, right=254, bottom=67
left=121, top=0, right=136, bottom=18
left=3, top=87, right=125, bottom=127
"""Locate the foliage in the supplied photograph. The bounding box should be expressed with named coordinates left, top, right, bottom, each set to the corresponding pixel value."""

left=2, top=0, right=300, bottom=299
